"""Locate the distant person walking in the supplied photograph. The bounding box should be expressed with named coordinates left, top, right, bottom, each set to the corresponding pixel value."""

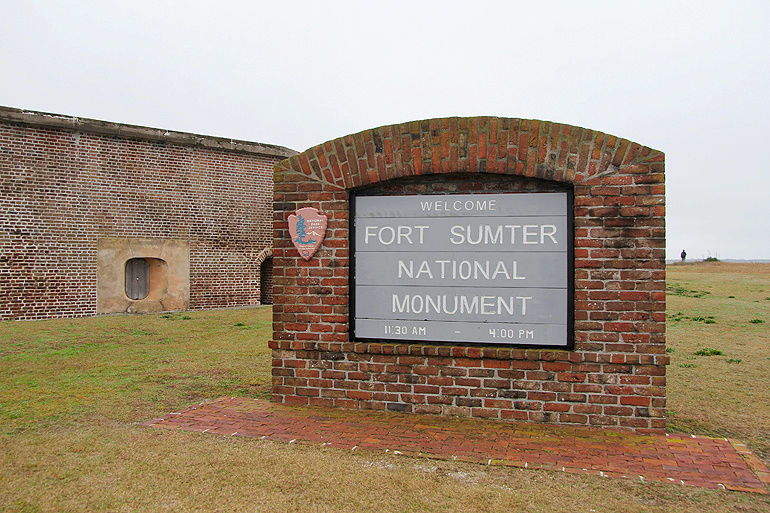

left=681, top=249, right=687, bottom=262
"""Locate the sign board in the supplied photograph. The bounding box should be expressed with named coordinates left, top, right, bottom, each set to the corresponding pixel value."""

left=351, top=192, right=573, bottom=347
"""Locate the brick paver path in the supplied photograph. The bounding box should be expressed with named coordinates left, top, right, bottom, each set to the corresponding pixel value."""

left=145, top=397, right=769, bottom=494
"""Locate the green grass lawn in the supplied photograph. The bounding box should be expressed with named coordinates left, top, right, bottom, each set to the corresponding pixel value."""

left=1, top=263, right=769, bottom=512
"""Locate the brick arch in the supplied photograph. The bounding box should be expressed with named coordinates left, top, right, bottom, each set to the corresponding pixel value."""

left=255, top=246, right=273, bottom=266
left=274, top=117, right=663, bottom=189
left=257, top=247, right=274, bottom=306
left=271, top=117, right=667, bottom=433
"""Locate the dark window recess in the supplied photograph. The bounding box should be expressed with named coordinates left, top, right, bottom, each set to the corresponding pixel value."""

left=125, top=258, right=149, bottom=300
left=260, top=257, right=273, bottom=305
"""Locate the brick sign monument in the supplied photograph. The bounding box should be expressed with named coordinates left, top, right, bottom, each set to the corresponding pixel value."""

left=271, top=117, right=667, bottom=433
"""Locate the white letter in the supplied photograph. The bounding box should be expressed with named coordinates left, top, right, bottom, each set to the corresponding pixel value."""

left=416, top=261, right=433, bottom=279
left=442, top=295, right=458, bottom=314
left=467, top=226, right=483, bottom=245
left=459, top=260, right=472, bottom=280
left=523, top=225, right=538, bottom=244
left=541, top=224, right=558, bottom=244
left=481, top=296, right=495, bottom=315
left=484, top=225, right=503, bottom=244
left=414, top=225, right=429, bottom=244
left=498, top=296, right=515, bottom=315
left=365, top=226, right=377, bottom=244
left=410, top=295, right=424, bottom=313
left=505, top=225, right=520, bottom=244
left=425, top=294, right=440, bottom=314
left=516, top=296, right=532, bottom=316
left=512, top=261, right=525, bottom=280
left=397, top=260, right=413, bottom=279
left=460, top=295, right=479, bottom=314
left=449, top=225, right=465, bottom=244
left=492, top=261, right=510, bottom=280
left=436, top=260, right=450, bottom=279
left=379, top=226, right=395, bottom=245
left=397, top=225, right=413, bottom=244
left=473, top=260, right=490, bottom=280
left=393, top=294, right=409, bottom=313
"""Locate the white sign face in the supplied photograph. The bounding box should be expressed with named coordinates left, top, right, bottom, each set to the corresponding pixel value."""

left=352, top=192, right=572, bottom=346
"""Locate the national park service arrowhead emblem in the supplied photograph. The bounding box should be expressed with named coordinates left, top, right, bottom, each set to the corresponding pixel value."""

left=288, top=207, right=328, bottom=261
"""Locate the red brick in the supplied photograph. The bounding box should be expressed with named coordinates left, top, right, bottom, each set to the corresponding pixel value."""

left=268, top=116, right=666, bottom=433
left=620, top=396, right=650, bottom=407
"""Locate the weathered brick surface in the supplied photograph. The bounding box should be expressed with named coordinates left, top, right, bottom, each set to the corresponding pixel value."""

left=272, top=117, right=667, bottom=433
left=148, top=397, right=770, bottom=494
left=0, top=107, right=293, bottom=320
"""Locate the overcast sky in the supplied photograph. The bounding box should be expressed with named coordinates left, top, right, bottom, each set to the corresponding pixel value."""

left=2, top=1, right=768, bottom=260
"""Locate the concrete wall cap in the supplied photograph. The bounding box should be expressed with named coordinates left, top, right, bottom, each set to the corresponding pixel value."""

left=0, top=105, right=297, bottom=159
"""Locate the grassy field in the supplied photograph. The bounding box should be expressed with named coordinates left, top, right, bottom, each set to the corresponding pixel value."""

left=665, top=262, right=770, bottom=463
left=0, top=263, right=768, bottom=512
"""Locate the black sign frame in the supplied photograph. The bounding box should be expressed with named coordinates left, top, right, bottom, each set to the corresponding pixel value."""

left=349, top=188, right=574, bottom=350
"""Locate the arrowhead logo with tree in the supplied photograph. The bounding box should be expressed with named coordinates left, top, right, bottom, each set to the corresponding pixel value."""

left=288, top=207, right=328, bottom=260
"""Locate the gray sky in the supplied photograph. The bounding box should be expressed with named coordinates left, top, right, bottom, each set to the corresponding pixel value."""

left=2, top=1, right=768, bottom=260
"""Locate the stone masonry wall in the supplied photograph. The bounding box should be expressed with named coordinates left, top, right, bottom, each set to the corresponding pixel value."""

left=271, top=117, right=668, bottom=433
left=0, top=107, right=294, bottom=320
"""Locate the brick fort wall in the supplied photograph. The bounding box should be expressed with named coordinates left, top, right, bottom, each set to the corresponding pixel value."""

left=0, top=106, right=295, bottom=320
left=271, top=117, right=667, bottom=433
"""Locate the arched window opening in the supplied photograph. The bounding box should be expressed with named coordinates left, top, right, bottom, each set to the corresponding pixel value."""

left=125, top=258, right=149, bottom=300
left=260, top=257, right=273, bottom=305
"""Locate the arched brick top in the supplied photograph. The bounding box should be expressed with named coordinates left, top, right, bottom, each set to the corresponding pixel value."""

left=270, top=117, right=667, bottom=433
left=275, top=117, right=663, bottom=189
left=255, top=246, right=273, bottom=265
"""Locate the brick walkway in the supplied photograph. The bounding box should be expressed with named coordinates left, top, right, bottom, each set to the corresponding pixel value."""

left=145, top=397, right=769, bottom=494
